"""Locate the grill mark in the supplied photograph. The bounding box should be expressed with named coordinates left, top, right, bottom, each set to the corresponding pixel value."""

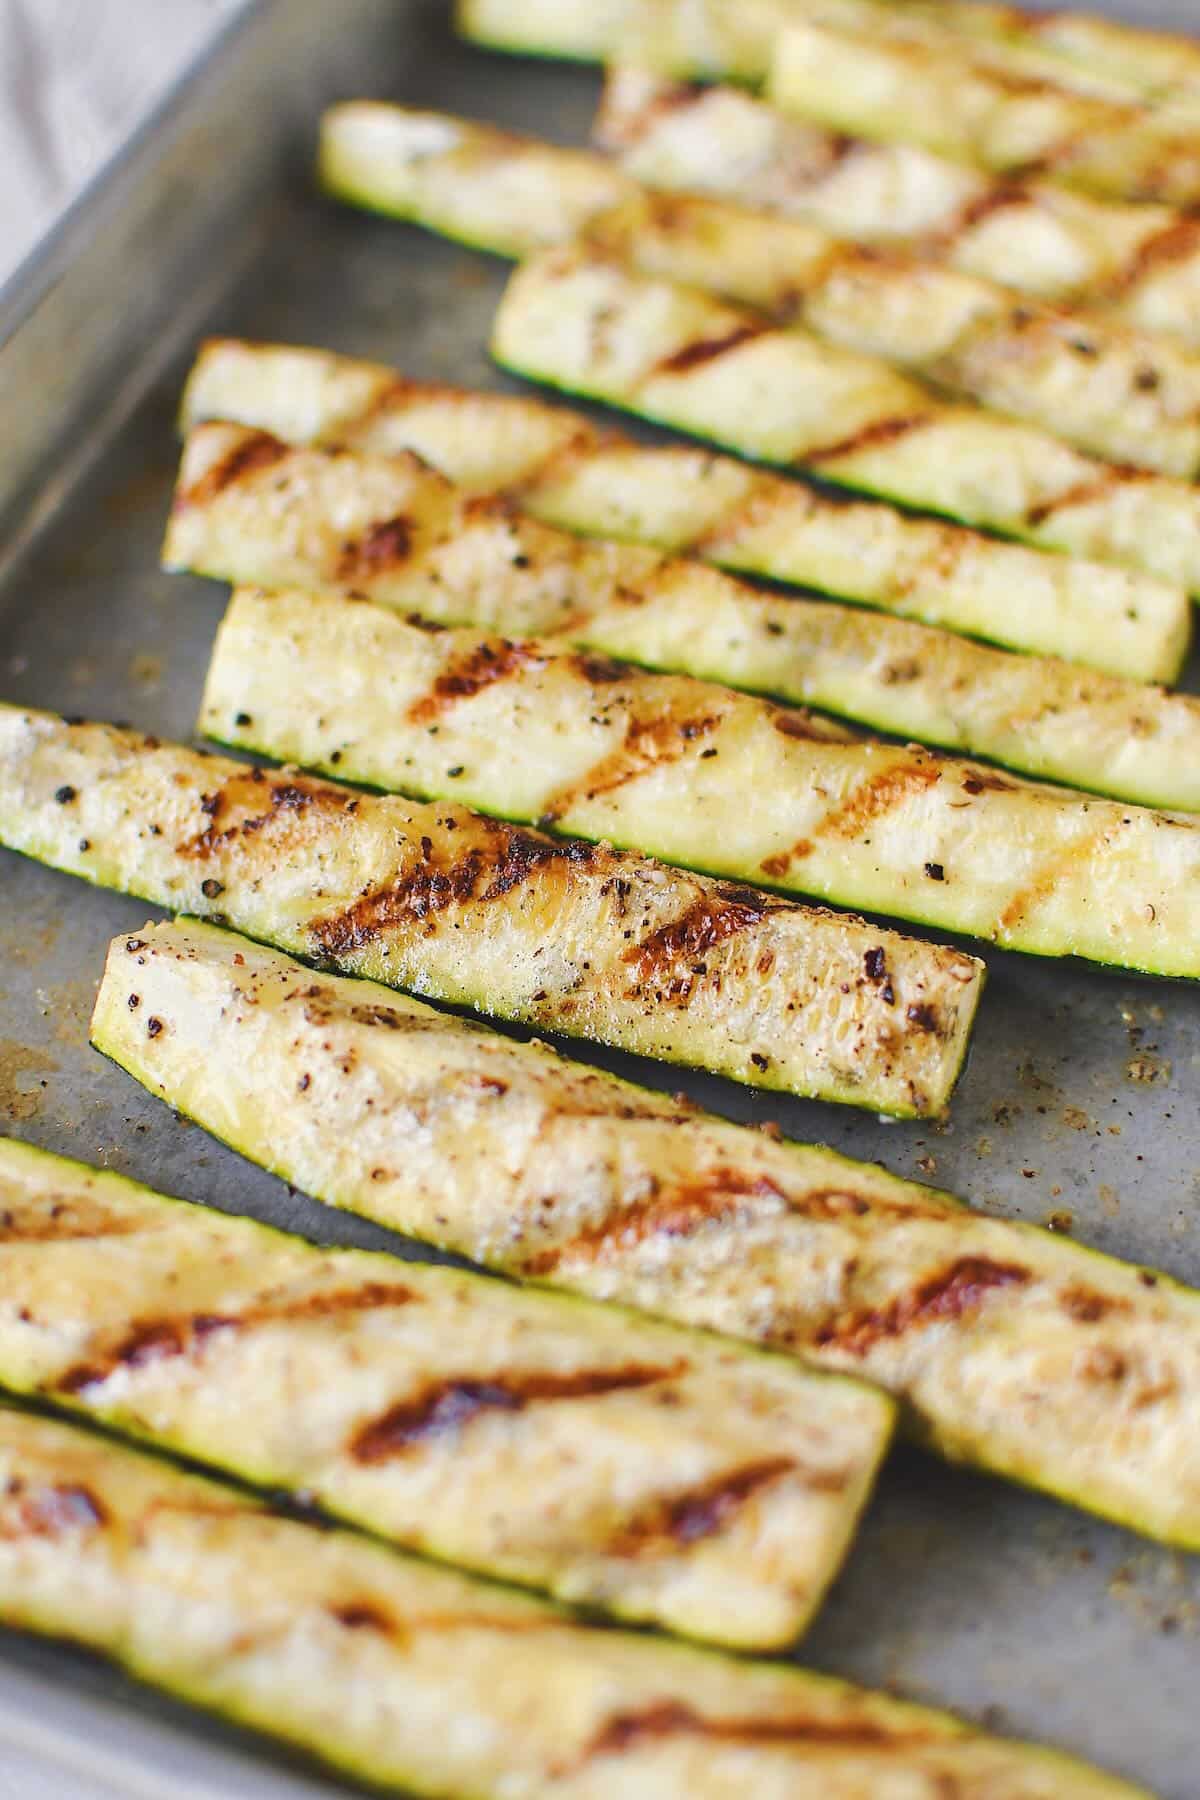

left=595, top=77, right=710, bottom=150
left=179, top=772, right=356, bottom=861
left=350, top=1362, right=682, bottom=1463
left=336, top=515, right=414, bottom=583
left=1106, top=217, right=1200, bottom=297
left=804, top=412, right=930, bottom=467
left=175, top=429, right=288, bottom=509
left=310, top=829, right=603, bottom=957
left=330, top=1600, right=395, bottom=1635
left=609, top=1457, right=808, bottom=1560
left=622, top=891, right=771, bottom=1002
left=932, top=182, right=1032, bottom=251
left=653, top=325, right=764, bottom=377
left=996, top=825, right=1111, bottom=933
left=815, top=1257, right=1030, bottom=1358
left=0, top=1201, right=143, bottom=1243
left=1, top=1481, right=108, bottom=1539
left=538, top=709, right=723, bottom=824
left=575, top=1699, right=932, bottom=1768
left=407, top=639, right=538, bottom=727
left=813, top=759, right=942, bottom=841
left=55, top=1282, right=417, bottom=1397
left=521, top=1171, right=788, bottom=1276
left=1060, top=1284, right=1131, bottom=1324
left=1025, top=465, right=1138, bottom=527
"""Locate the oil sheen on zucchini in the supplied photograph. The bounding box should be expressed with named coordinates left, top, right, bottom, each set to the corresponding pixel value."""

left=0, top=1407, right=1144, bottom=1798
left=491, top=246, right=1200, bottom=596
left=319, top=100, right=1200, bottom=478
left=203, top=585, right=1200, bottom=978
left=769, top=19, right=1200, bottom=209
left=0, top=704, right=984, bottom=1116
left=179, top=338, right=1191, bottom=682
left=0, top=1137, right=891, bottom=1648
left=93, top=917, right=1200, bottom=1553
left=597, top=68, right=1200, bottom=355
left=170, top=427, right=1200, bottom=812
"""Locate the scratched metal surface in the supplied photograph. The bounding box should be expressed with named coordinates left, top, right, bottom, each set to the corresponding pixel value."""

left=0, top=0, right=1197, bottom=1795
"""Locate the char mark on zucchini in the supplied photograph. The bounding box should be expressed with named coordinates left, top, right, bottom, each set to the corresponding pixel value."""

left=609, top=1457, right=804, bottom=1555
left=350, top=1361, right=685, bottom=1462
left=175, top=429, right=288, bottom=509
left=815, top=1257, right=1031, bottom=1358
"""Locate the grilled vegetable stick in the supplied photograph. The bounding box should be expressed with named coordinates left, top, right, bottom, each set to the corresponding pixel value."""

left=320, top=101, right=1200, bottom=478
left=492, top=247, right=1200, bottom=595
left=0, top=1407, right=1145, bottom=1799
left=203, top=586, right=1200, bottom=978
left=0, top=706, right=984, bottom=1115
left=769, top=20, right=1200, bottom=209
left=94, top=915, right=1200, bottom=1552
left=179, top=339, right=1193, bottom=681
left=458, top=0, right=1200, bottom=114
left=907, top=0, right=1200, bottom=109
left=170, top=434, right=1200, bottom=812
left=0, top=1138, right=890, bottom=1648
left=598, top=69, right=1200, bottom=355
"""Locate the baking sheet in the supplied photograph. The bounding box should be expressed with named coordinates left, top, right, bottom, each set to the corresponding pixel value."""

left=0, top=0, right=1197, bottom=1794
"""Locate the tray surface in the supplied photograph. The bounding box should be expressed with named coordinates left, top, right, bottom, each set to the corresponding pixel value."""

left=0, top=1, right=1197, bottom=1795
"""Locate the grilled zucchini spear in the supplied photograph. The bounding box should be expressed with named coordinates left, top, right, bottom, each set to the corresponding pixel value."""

left=170, top=425, right=1200, bottom=813
left=204, top=585, right=1200, bottom=978
left=0, top=1137, right=890, bottom=1648
left=598, top=67, right=1200, bottom=355
left=0, top=1408, right=1144, bottom=1800
left=94, top=917, right=1200, bottom=1552
left=769, top=19, right=1200, bottom=209
left=492, top=246, right=1200, bottom=595
left=0, top=705, right=984, bottom=1116
left=320, top=100, right=1200, bottom=478
left=181, top=338, right=1190, bottom=681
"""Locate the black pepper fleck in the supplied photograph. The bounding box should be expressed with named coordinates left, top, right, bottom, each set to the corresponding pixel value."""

left=54, top=786, right=76, bottom=805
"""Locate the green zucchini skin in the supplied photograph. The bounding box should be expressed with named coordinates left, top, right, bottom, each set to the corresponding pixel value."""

left=0, top=704, right=984, bottom=1117
left=169, top=418, right=1200, bottom=815
left=180, top=338, right=1192, bottom=683
left=320, top=100, right=1200, bottom=479
left=0, top=1137, right=890, bottom=1648
left=0, top=1404, right=1144, bottom=1798
left=597, top=67, right=1200, bottom=356
left=92, top=917, right=1200, bottom=1554
left=204, top=585, right=1200, bottom=978
left=491, top=245, right=1200, bottom=596
left=769, top=18, right=1200, bottom=209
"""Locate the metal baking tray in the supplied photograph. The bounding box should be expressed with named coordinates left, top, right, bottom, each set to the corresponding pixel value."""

left=0, top=0, right=1196, bottom=1794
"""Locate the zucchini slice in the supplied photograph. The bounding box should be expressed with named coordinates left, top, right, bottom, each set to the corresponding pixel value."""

left=180, top=339, right=1192, bottom=682
left=0, top=705, right=984, bottom=1116
left=319, top=101, right=1200, bottom=479
left=168, top=426, right=1200, bottom=812
left=92, top=915, right=1200, bottom=1553
left=491, top=246, right=1200, bottom=595
left=0, top=1406, right=1143, bottom=1799
left=598, top=68, right=1200, bottom=356
left=0, top=1137, right=890, bottom=1648
left=202, top=586, right=1200, bottom=977
left=769, top=19, right=1200, bottom=209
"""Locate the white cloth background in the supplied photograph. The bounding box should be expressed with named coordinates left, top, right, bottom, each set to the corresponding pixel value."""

left=0, top=0, right=243, bottom=287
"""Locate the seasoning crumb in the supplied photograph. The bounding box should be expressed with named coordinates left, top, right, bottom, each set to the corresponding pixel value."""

left=923, top=862, right=945, bottom=881
left=54, top=786, right=76, bottom=805
left=1045, top=1209, right=1073, bottom=1233
left=200, top=878, right=224, bottom=900
left=146, top=1017, right=165, bottom=1039
left=234, top=711, right=252, bottom=727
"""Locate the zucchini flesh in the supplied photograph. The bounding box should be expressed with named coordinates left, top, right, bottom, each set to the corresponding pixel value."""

left=0, top=705, right=984, bottom=1116
left=170, top=426, right=1200, bottom=813
left=0, top=1409, right=1142, bottom=1800
left=320, top=101, right=1200, bottom=479
left=180, top=338, right=1192, bottom=682
left=598, top=68, right=1200, bottom=355
left=92, top=915, right=1200, bottom=1554
left=203, top=586, right=1200, bottom=978
left=769, top=19, right=1200, bottom=209
left=491, top=246, right=1200, bottom=596
left=0, top=1138, right=889, bottom=1648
